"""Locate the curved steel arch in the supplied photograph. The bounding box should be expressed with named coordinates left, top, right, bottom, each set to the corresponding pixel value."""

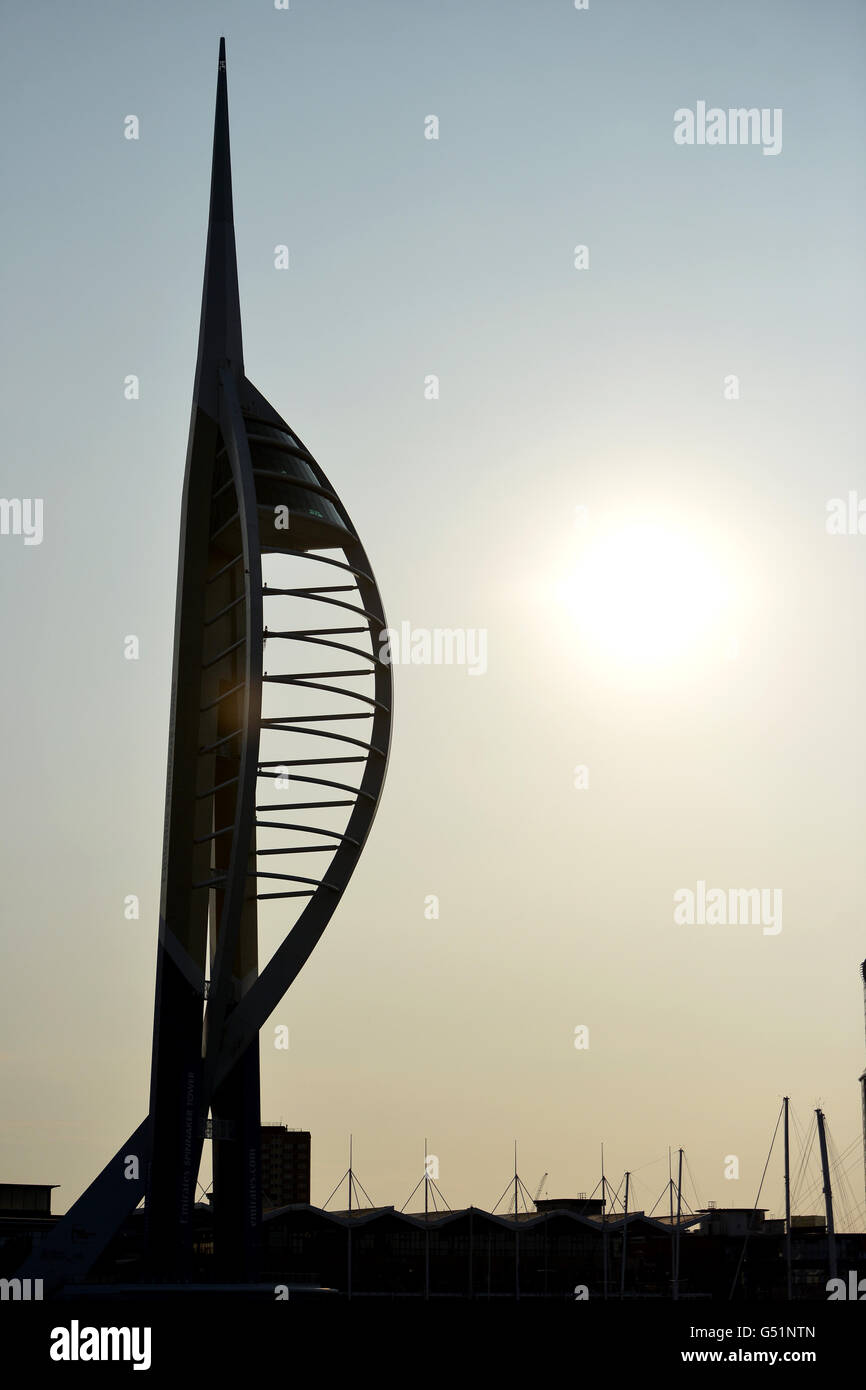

left=206, top=395, right=393, bottom=1094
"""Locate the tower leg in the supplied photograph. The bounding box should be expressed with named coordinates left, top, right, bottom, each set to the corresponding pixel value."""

left=145, top=948, right=206, bottom=1276
left=211, top=1038, right=261, bottom=1278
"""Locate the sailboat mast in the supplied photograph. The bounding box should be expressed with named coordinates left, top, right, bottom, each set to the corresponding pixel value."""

left=673, top=1148, right=683, bottom=1300
left=815, top=1108, right=837, bottom=1281
left=783, top=1099, right=792, bottom=1299
left=601, top=1143, right=608, bottom=1300
left=620, top=1170, right=630, bottom=1299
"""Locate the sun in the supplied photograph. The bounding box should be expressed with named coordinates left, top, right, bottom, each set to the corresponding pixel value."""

left=555, top=521, right=731, bottom=668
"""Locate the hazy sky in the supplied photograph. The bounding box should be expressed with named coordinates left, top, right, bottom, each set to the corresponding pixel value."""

left=1, top=0, right=865, bottom=1227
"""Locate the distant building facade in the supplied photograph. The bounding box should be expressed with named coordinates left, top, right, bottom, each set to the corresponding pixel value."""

left=0, top=1184, right=56, bottom=1219
left=260, top=1128, right=311, bottom=1209
left=0, top=1184, right=58, bottom=1277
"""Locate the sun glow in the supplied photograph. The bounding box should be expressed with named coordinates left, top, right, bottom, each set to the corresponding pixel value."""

left=556, top=521, right=732, bottom=668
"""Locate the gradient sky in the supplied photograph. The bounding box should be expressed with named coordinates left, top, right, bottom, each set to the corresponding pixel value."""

left=1, top=0, right=865, bottom=1227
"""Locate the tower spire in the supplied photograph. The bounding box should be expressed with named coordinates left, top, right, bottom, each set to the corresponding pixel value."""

left=194, top=36, right=243, bottom=413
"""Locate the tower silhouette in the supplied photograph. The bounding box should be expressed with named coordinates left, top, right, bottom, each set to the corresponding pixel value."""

left=18, top=37, right=392, bottom=1290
